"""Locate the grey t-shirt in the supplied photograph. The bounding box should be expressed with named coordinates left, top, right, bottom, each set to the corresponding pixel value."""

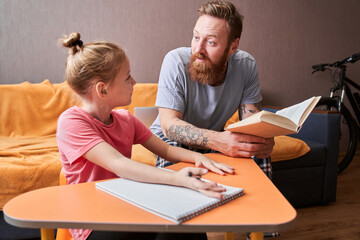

left=150, top=47, right=262, bottom=134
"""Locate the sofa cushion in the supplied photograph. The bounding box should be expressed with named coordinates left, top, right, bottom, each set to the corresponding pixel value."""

left=131, top=144, right=157, bottom=166
left=0, top=80, right=81, bottom=137
left=271, top=136, right=310, bottom=162
left=272, top=140, right=326, bottom=169
left=117, top=83, right=158, bottom=114
left=0, top=135, right=61, bottom=210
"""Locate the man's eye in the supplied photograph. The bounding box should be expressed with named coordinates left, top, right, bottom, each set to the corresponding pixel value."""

left=207, top=40, right=214, bottom=45
left=193, top=35, right=199, bottom=40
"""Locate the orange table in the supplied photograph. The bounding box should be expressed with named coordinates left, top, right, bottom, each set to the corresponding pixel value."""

left=3, top=153, right=296, bottom=239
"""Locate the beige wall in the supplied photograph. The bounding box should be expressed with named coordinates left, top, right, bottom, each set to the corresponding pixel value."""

left=1, top=0, right=359, bottom=106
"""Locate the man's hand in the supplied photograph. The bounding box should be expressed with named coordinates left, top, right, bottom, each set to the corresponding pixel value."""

left=209, top=130, right=274, bottom=159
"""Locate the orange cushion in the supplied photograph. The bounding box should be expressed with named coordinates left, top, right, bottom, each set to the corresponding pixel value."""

left=117, top=83, right=158, bottom=114
left=0, top=80, right=81, bottom=137
left=0, top=135, right=61, bottom=210
left=225, top=112, right=239, bottom=128
left=271, top=136, right=310, bottom=162
left=131, top=144, right=157, bottom=166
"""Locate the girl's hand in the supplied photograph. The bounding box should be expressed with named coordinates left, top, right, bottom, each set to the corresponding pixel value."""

left=175, top=167, right=226, bottom=199
left=194, top=154, right=235, bottom=176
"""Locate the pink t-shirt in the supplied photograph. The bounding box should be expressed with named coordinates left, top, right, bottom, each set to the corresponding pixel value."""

left=56, top=106, right=152, bottom=240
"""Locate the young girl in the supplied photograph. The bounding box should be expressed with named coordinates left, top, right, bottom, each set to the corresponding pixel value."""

left=56, top=32, right=234, bottom=240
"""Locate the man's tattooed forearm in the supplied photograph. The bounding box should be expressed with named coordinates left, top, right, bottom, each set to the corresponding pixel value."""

left=165, top=124, right=208, bottom=148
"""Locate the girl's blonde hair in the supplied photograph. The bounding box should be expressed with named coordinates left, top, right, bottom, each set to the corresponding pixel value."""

left=61, top=32, right=126, bottom=96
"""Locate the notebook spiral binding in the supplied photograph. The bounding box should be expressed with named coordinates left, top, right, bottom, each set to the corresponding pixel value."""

left=177, top=190, right=245, bottom=223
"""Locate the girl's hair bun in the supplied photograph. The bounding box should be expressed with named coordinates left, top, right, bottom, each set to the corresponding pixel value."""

left=62, top=32, right=83, bottom=54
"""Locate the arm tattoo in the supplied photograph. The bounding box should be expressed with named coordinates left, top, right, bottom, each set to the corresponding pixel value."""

left=165, top=124, right=208, bottom=148
left=240, top=104, right=257, bottom=115
left=253, top=102, right=263, bottom=111
left=240, top=102, right=263, bottom=118
left=240, top=104, right=246, bottom=116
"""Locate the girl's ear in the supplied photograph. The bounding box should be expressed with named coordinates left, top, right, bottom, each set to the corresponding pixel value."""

left=95, top=81, right=107, bottom=98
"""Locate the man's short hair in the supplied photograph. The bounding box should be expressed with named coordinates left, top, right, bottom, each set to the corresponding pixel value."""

left=198, top=1, right=243, bottom=44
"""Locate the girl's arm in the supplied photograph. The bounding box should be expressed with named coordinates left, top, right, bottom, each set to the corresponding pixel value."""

left=142, top=135, right=234, bottom=175
left=83, top=141, right=225, bottom=198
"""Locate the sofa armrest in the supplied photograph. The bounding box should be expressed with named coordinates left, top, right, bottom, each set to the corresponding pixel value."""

left=293, top=111, right=340, bottom=203
left=290, top=111, right=340, bottom=147
left=264, top=107, right=341, bottom=203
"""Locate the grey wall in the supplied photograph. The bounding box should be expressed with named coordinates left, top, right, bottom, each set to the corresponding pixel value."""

left=1, top=0, right=359, bottom=107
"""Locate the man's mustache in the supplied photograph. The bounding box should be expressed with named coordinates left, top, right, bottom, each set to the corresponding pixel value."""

left=193, top=53, right=209, bottom=61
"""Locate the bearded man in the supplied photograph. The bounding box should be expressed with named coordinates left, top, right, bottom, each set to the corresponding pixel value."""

left=150, top=1, right=275, bottom=179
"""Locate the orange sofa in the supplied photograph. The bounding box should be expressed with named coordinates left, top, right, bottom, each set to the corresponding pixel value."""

left=0, top=80, right=157, bottom=210
left=0, top=80, right=310, bottom=211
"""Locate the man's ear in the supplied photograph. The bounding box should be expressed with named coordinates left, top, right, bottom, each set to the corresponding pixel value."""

left=95, top=81, right=107, bottom=97
left=229, top=38, right=240, bottom=55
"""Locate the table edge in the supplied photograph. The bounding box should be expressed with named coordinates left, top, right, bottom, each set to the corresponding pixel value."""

left=4, top=209, right=296, bottom=233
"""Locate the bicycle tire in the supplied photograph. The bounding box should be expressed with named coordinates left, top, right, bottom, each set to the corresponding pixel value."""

left=316, top=97, right=358, bottom=174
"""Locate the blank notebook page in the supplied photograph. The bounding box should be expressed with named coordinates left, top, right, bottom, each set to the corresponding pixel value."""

left=96, top=177, right=244, bottom=224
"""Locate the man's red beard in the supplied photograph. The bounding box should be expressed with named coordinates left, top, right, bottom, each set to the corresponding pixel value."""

left=188, top=48, right=229, bottom=86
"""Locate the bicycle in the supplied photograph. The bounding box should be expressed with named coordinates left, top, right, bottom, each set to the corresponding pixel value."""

left=311, top=52, right=360, bottom=174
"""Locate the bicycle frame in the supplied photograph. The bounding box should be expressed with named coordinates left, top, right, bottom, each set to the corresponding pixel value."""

left=329, top=67, right=360, bottom=127
left=313, top=52, right=360, bottom=173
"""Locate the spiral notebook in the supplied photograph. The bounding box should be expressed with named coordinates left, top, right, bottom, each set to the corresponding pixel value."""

left=95, top=176, right=244, bottom=224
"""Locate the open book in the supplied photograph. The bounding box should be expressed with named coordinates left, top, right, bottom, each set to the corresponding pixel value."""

left=95, top=176, right=244, bottom=224
left=225, top=96, right=321, bottom=138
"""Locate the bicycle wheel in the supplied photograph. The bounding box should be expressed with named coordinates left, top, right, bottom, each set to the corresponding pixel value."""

left=315, top=97, right=358, bottom=174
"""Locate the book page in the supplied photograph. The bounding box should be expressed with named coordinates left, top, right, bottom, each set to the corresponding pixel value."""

left=226, top=111, right=264, bottom=128
left=275, top=97, right=316, bottom=125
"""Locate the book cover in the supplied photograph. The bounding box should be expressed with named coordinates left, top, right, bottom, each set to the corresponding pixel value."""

left=95, top=177, right=244, bottom=224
